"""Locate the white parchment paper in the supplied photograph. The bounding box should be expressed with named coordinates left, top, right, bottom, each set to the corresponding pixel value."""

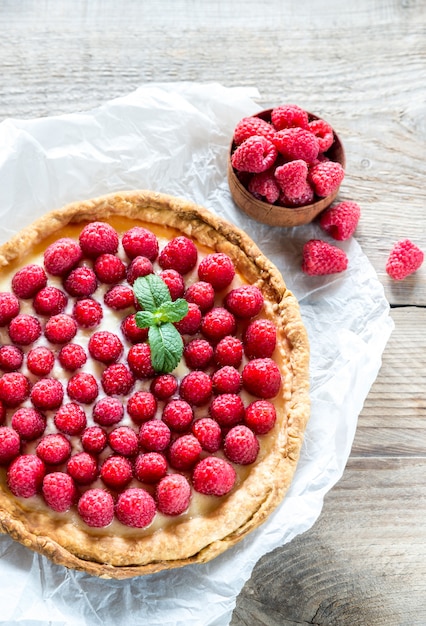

left=0, top=83, right=394, bottom=626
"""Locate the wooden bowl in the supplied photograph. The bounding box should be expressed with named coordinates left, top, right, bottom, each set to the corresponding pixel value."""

left=228, top=109, right=346, bottom=227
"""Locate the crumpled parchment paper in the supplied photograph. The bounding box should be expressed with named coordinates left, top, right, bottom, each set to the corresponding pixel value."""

left=0, top=83, right=394, bottom=626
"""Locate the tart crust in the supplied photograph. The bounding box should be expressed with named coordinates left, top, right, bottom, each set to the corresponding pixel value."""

left=0, top=190, right=310, bottom=579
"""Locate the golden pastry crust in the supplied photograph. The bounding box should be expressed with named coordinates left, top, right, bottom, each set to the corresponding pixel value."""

left=0, top=190, right=310, bottom=579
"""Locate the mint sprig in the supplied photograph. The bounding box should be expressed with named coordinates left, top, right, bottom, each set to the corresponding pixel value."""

left=133, top=274, right=189, bottom=373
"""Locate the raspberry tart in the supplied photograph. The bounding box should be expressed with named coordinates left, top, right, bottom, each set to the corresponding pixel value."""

left=0, top=190, right=309, bottom=578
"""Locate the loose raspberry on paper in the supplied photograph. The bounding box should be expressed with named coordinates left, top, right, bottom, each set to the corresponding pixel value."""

left=248, top=170, right=281, bottom=204
left=44, top=237, right=83, bottom=276
left=385, top=239, right=424, bottom=280
left=192, top=456, right=236, bottom=497
left=115, top=488, right=156, bottom=528
left=301, top=239, right=348, bottom=276
left=273, top=128, right=319, bottom=163
left=231, top=135, right=278, bottom=174
left=156, top=473, right=191, bottom=516
left=233, top=116, right=276, bottom=145
left=270, top=104, right=309, bottom=131
left=308, top=160, right=345, bottom=197
left=77, top=488, right=114, bottom=528
left=319, top=201, right=361, bottom=241
left=7, top=454, right=46, bottom=498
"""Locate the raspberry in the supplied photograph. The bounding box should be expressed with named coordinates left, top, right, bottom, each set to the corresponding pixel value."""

left=31, top=377, right=64, bottom=410
left=134, top=452, right=168, bottom=483
left=192, top=417, right=222, bottom=452
left=0, top=426, right=21, bottom=465
left=12, top=264, right=47, bottom=299
left=44, top=237, right=83, bottom=276
left=174, top=302, right=202, bottom=335
left=242, top=358, right=281, bottom=399
left=100, top=455, right=133, bottom=489
left=115, top=488, right=157, bottom=528
left=201, top=307, right=236, bottom=343
left=197, top=253, right=236, bottom=291
left=158, top=236, right=198, bottom=275
left=11, top=407, right=46, bottom=440
left=162, top=399, right=194, bottom=432
left=67, top=452, right=98, bottom=485
left=319, top=201, right=361, bottom=241
left=79, top=222, right=119, bottom=258
left=8, top=313, right=42, bottom=345
left=0, top=345, right=24, bottom=371
left=26, top=346, right=55, bottom=376
left=209, top=393, right=245, bottom=427
left=126, top=256, right=153, bottom=285
left=7, top=454, right=46, bottom=498
left=270, top=104, right=309, bottom=131
left=155, top=473, right=191, bottom=516
left=248, top=169, right=281, bottom=204
left=94, top=253, right=126, bottom=284
left=185, top=280, right=215, bottom=312
left=386, top=239, right=424, bottom=280
left=64, top=266, right=98, bottom=297
left=108, top=426, right=139, bottom=456
left=214, top=335, right=244, bottom=367
left=104, top=284, right=136, bottom=310
left=274, top=127, right=319, bottom=163
left=54, top=402, right=87, bottom=435
left=58, top=343, right=87, bottom=371
left=179, top=370, right=213, bottom=406
left=0, top=292, right=20, bottom=326
left=183, top=338, right=214, bottom=369
left=233, top=116, right=276, bottom=145
left=224, top=424, right=259, bottom=465
left=0, top=372, right=30, bottom=407
left=0, top=401, right=5, bottom=425
left=93, top=396, right=124, bottom=426
left=212, top=365, right=242, bottom=394
left=88, top=330, right=123, bottom=364
left=274, top=159, right=309, bottom=199
left=121, top=313, right=149, bottom=343
left=126, top=391, right=156, bottom=425
left=33, top=286, right=68, bottom=316
left=301, top=239, right=348, bottom=276
left=45, top=313, right=78, bottom=344
left=77, top=488, right=114, bottom=527
left=122, top=226, right=159, bottom=261
left=80, top=425, right=108, bottom=454
left=192, top=456, right=236, bottom=497
left=279, top=182, right=315, bottom=208
left=36, top=433, right=72, bottom=465
left=225, top=285, right=264, bottom=319
left=150, top=374, right=178, bottom=400
left=73, top=297, right=103, bottom=328
left=139, top=420, right=171, bottom=452
left=231, top=135, right=278, bottom=173
left=159, top=269, right=185, bottom=300
left=42, top=472, right=77, bottom=512
left=308, top=160, right=345, bottom=197
left=127, top=343, right=155, bottom=379
left=67, top=372, right=99, bottom=404
left=101, top=363, right=135, bottom=396
left=245, top=399, right=277, bottom=434
left=308, top=118, right=334, bottom=153
left=168, top=434, right=202, bottom=470
left=244, top=318, right=277, bottom=359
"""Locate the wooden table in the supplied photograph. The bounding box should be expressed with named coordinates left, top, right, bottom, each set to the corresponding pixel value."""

left=1, top=1, right=425, bottom=623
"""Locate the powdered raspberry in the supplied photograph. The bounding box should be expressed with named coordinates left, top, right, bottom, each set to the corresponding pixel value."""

left=0, top=372, right=30, bottom=407
left=274, top=127, right=319, bottom=163
left=139, top=420, right=171, bottom=452
left=319, top=201, right=361, bottom=241
left=0, top=426, right=21, bottom=465
left=73, top=298, right=103, bottom=328
left=245, top=399, right=277, bottom=434
left=12, top=264, right=47, bottom=299
left=271, top=104, right=309, bottom=131
left=155, top=473, right=191, bottom=515
left=183, top=338, right=214, bottom=369
left=36, top=433, right=72, bottom=465
left=212, top=365, right=242, bottom=394
left=174, top=302, right=202, bottom=335
left=100, top=455, right=133, bottom=489
left=54, top=402, right=87, bottom=435
left=11, top=407, right=46, bottom=440
left=234, top=116, right=276, bottom=145
left=31, top=377, right=64, bottom=410
left=274, top=159, right=309, bottom=198
left=94, top=253, right=126, bottom=284
left=77, top=488, right=114, bottom=527
left=67, top=372, right=99, bottom=404
left=231, top=135, right=278, bottom=173
left=58, top=343, right=87, bottom=371
left=108, top=426, right=139, bottom=456
left=224, top=424, right=259, bottom=465
left=201, top=307, right=236, bottom=343
left=127, top=343, right=155, bottom=379
left=134, top=452, right=168, bottom=483
left=158, top=236, right=198, bottom=275
left=122, top=226, right=159, bottom=261
left=93, top=396, right=124, bottom=426
left=244, top=318, right=277, bottom=359
left=0, top=345, right=23, bottom=371
left=88, top=330, right=123, bottom=364
left=26, top=346, right=55, bottom=376
left=67, top=452, right=98, bottom=485
left=248, top=169, right=281, bottom=204
left=185, top=280, right=215, bottom=312
left=209, top=393, right=245, bottom=427
left=64, top=266, right=98, bottom=297
left=121, top=313, right=149, bottom=344
left=81, top=425, right=108, bottom=454
left=302, top=239, right=348, bottom=276
left=150, top=374, right=178, bottom=400
left=308, top=118, right=334, bottom=153
left=197, top=253, right=236, bottom=291
left=168, top=434, right=202, bottom=470
left=42, top=472, right=77, bottom=512
left=101, top=363, right=135, bottom=396
left=309, top=160, right=345, bottom=197
left=385, top=239, right=424, bottom=280
left=104, top=284, right=136, bottom=310
left=126, top=256, right=153, bottom=285
left=127, top=390, right=157, bottom=425
left=115, top=488, right=156, bottom=528
left=33, top=286, right=68, bottom=316
left=279, top=182, right=315, bottom=208
left=179, top=370, right=213, bottom=406
left=162, top=399, right=194, bottom=432
left=8, top=313, right=42, bottom=345
left=214, top=335, right=244, bottom=367
left=79, top=222, right=119, bottom=258
left=0, top=292, right=20, bottom=326
left=192, top=417, right=222, bottom=452
left=225, top=285, right=264, bottom=319
left=7, top=454, right=45, bottom=498
left=44, top=313, right=77, bottom=344
left=242, top=358, right=281, bottom=399
left=192, top=456, right=236, bottom=497
left=44, top=237, right=83, bottom=276
left=159, top=269, right=185, bottom=300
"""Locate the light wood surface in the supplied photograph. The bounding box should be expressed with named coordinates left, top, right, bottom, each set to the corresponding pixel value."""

left=1, top=1, right=425, bottom=624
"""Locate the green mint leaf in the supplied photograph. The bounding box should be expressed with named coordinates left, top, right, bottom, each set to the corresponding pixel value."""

left=155, top=298, right=189, bottom=324
left=148, top=323, right=184, bottom=373
left=133, top=274, right=171, bottom=312
left=135, top=310, right=156, bottom=329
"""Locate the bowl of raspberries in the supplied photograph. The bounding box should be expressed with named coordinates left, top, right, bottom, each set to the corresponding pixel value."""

left=228, top=104, right=346, bottom=227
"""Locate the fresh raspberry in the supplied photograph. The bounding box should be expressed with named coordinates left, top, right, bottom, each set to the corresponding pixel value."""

left=139, top=420, right=171, bottom=452
left=0, top=426, right=21, bottom=465
left=225, top=285, right=264, bottom=319
left=242, top=358, right=281, bottom=399
left=159, top=269, right=185, bottom=300
left=308, top=160, right=345, bottom=197
left=104, top=284, right=136, bottom=310
left=8, top=313, right=42, bottom=345
left=94, top=253, right=126, bottom=284
left=93, top=396, right=124, bottom=426
left=81, top=426, right=108, bottom=454
left=44, top=313, right=78, bottom=344
left=67, top=372, right=99, bottom=404
left=197, top=253, right=236, bottom=291
left=155, top=473, right=191, bottom=516
left=168, top=434, right=202, bottom=470
left=248, top=169, right=281, bottom=204
left=127, top=343, right=155, bottom=379
left=58, top=343, right=87, bottom=371
left=179, top=370, right=213, bottom=406
left=122, top=226, right=159, bottom=261
left=121, top=313, right=149, bottom=344
left=319, top=200, right=361, bottom=241
left=73, top=297, right=103, bottom=328
left=201, top=307, right=236, bottom=343
left=150, top=374, right=178, bottom=400
left=158, top=236, right=198, bottom=275
left=183, top=338, right=214, bottom=369
left=44, top=237, right=83, bottom=276
left=192, top=417, right=222, bottom=452
left=54, top=402, right=87, bottom=435
left=101, top=363, right=135, bottom=396
left=274, top=128, right=319, bottom=164
left=77, top=488, right=114, bottom=527
left=108, top=426, right=139, bottom=456
left=214, top=335, right=244, bottom=367
left=0, top=345, right=24, bottom=371
left=279, top=182, right=315, bottom=208
left=0, top=372, right=30, bottom=407
left=11, top=407, right=46, bottom=440
left=0, top=400, right=5, bottom=425
left=234, top=116, right=276, bottom=145
left=115, top=487, right=157, bottom=528
left=386, top=239, right=424, bottom=280
left=64, top=266, right=98, bottom=297
left=30, top=377, right=64, bottom=410
left=308, top=118, right=334, bottom=153
left=127, top=390, right=157, bottom=425
left=271, top=104, right=309, bottom=131
left=274, top=159, right=309, bottom=199
left=212, top=365, right=242, bottom=394
left=88, top=330, right=123, bottom=364
left=36, top=433, right=72, bottom=465
left=209, top=393, right=245, bottom=427
left=11, top=264, right=47, bottom=299
left=0, top=292, right=20, bottom=326
left=134, top=452, right=168, bottom=483
left=192, top=456, right=236, bottom=497
left=33, top=286, right=68, bottom=316
left=79, top=222, right=119, bottom=258
left=245, top=399, right=277, bottom=434
left=301, top=239, right=348, bottom=276
left=42, top=472, right=77, bottom=512
left=231, top=135, right=278, bottom=173
left=174, top=302, right=202, bottom=335
left=126, top=256, right=153, bottom=285
left=26, top=346, right=55, bottom=376
left=67, top=451, right=98, bottom=485
left=162, top=399, right=194, bottom=432
left=244, top=318, right=277, bottom=359
left=7, top=454, right=46, bottom=498
left=224, top=424, right=260, bottom=465
left=185, top=280, right=215, bottom=312
left=100, top=454, right=133, bottom=489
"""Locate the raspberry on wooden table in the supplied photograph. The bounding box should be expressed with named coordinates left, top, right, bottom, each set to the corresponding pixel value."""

left=192, top=456, right=236, bottom=497
left=319, top=201, right=361, bottom=241
left=121, top=313, right=149, bottom=344
left=58, top=343, right=87, bottom=371
left=73, top=298, right=103, bottom=328
left=0, top=372, right=30, bottom=407
left=134, top=452, right=168, bottom=484
left=44, top=313, right=78, bottom=344
left=385, top=239, right=424, bottom=280
left=88, top=330, right=123, bottom=364
left=209, top=393, right=245, bottom=427
left=126, top=256, right=154, bottom=285
left=127, top=390, right=157, bottom=424
left=0, top=345, right=24, bottom=371
left=197, top=253, right=236, bottom=291
left=192, top=417, right=222, bottom=453
left=101, top=363, right=135, bottom=396
left=104, top=284, right=136, bottom=310
left=248, top=169, right=281, bottom=204
left=8, top=313, right=42, bottom=345
left=115, top=488, right=157, bottom=528
left=93, top=396, right=124, bottom=427
left=67, top=372, right=99, bottom=404
left=36, top=433, right=72, bottom=465
left=26, top=346, right=55, bottom=376
left=155, top=473, right=191, bottom=516
left=183, top=338, right=214, bottom=369
left=150, top=374, right=178, bottom=400
left=273, top=127, right=319, bottom=163
left=11, top=407, right=46, bottom=440
left=185, top=280, right=215, bottom=312
left=179, top=370, right=213, bottom=406
left=30, top=378, right=64, bottom=410
left=138, top=420, right=171, bottom=452
left=301, top=239, right=348, bottom=276
left=243, top=318, right=277, bottom=359
left=122, top=226, right=159, bottom=261
left=7, top=454, right=46, bottom=498
left=81, top=426, right=108, bottom=454
left=44, top=237, right=83, bottom=276
left=233, top=115, right=276, bottom=145
left=224, top=424, right=260, bottom=465
left=77, top=488, right=114, bottom=527
left=212, top=365, right=242, bottom=395
left=214, top=335, right=244, bottom=368
left=308, top=160, right=345, bottom=197
left=224, top=285, right=264, bottom=319
left=11, top=264, right=47, bottom=299
left=0, top=292, right=20, bottom=326
left=54, top=402, right=87, bottom=435
left=100, top=455, right=133, bottom=489
left=200, top=307, right=236, bottom=343
left=245, top=399, right=277, bottom=434
left=79, top=222, right=119, bottom=258
left=108, top=426, right=139, bottom=457
left=67, top=452, right=98, bottom=485
left=242, top=358, right=282, bottom=399
left=231, top=135, right=278, bottom=173
left=42, top=472, right=77, bottom=513
left=158, top=236, right=198, bottom=275
left=0, top=426, right=21, bottom=465
left=93, top=253, right=126, bottom=284
left=33, top=285, right=68, bottom=316
left=270, top=104, right=309, bottom=131
left=64, top=266, right=98, bottom=297
left=159, top=269, right=185, bottom=300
